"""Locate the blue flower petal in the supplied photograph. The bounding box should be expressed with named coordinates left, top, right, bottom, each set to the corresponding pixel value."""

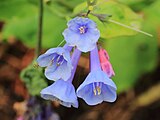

left=87, top=20, right=97, bottom=29
left=77, top=42, right=96, bottom=53
left=37, top=53, right=56, bottom=67
left=45, top=61, right=72, bottom=81
left=41, top=79, right=78, bottom=108
left=70, top=17, right=96, bottom=28
left=85, top=71, right=116, bottom=89
left=63, top=17, right=100, bottom=52
left=63, top=29, right=80, bottom=46
left=62, top=48, right=72, bottom=65
left=37, top=46, right=72, bottom=81
left=77, top=84, right=104, bottom=105
left=77, top=70, right=117, bottom=105
left=67, top=20, right=80, bottom=32
left=87, top=29, right=100, bottom=42
left=76, top=34, right=97, bottom=52
left=46, top=47, right=71, bottom=56
left=101, top=84, right=117, bottom=102
left=54, top=47, right=67, bottom=55
left=45, top=48, right=59, bottom=54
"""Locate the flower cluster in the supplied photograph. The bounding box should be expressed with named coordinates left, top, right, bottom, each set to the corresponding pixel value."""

left=37, top=17, right=117, bottom=108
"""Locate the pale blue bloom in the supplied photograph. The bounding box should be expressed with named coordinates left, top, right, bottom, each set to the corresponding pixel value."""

left=76, top=46, right=117, bottom=105
left=41, top=48, right=81, bottom=108
left=37, top=44, right=72, bottom=81
left=41, top=79, right=78, bottom=108
left=63, top=17, right=100, bottom=52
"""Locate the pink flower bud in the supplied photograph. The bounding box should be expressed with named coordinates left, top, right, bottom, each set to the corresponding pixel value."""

left=99, top=48, right=115, bottom=78
left=98, top=48, right=110, bottom=62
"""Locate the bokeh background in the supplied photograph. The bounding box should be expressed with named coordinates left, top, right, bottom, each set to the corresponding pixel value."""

left=0, top=0, right=160, bottom=120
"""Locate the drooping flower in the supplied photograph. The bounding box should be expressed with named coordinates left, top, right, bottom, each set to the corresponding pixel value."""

left=63, top=17, right=100, bottom=52
left=40, top=79, right=78, bottom=108
left=77, top=45, right=117, bottom=105
left=37, top=44, right=72, bottom=81
left=41, top=48, right=81, bottom=108
left=99, top=48, right=115, bottom=78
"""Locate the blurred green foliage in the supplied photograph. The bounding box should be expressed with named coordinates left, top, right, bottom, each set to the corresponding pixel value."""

left=117, top=0, right=156, bottom=11
left=0, top=0, right=159, bottom=93
left=20, top=63, right=48, bottom=96
left=106, top=0, right=159, bottom=92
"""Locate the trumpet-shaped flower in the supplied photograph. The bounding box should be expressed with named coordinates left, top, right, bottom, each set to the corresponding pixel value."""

left=63, top=17, right=100, bottom=52
left=41, top=48, right=81, bottom=108
left=77, top=46, right=117, bottom=105
left=41, top=79, right=78, bottom=108
left=99, top=48, right=115, bottom=78
left=37, top=44, right=72, bottom=81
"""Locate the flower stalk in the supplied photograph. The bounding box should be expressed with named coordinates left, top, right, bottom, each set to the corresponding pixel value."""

left=36, top=0, right=43, bottom=58
left=68, top=48, right=81, bottom=83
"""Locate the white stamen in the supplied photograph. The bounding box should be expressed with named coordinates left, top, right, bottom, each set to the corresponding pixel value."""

left=56, top=55, right=61, bottom=62
left=93, top=83, right=97, bottom=95
left=93, top=82, right=102, bottom=95
left=79, top=26, right=86, bottom=34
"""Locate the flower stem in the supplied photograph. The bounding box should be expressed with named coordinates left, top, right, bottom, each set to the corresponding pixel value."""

left=109, top=19, right=153, bottom=37
left=68, top=48, right=81, bottom=83
left=86, top=0, right=97, bottom=16
left=36, top=0, right=43, bottom=58
left=57, top=40, right=65, bottom=47
left=63, top=44, right=73, bottom=52
left=90, top=45, right=101, bottom=71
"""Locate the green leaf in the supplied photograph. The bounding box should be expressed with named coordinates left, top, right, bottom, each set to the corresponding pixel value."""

left=104, top=1, right=160, bottom=92
left=64, top=0, right=84, bottom=7
left=74, top=0, right=142, bottom=39
left=0, top=0, right=38, bottom=21
left=117, top=0, right=156, bottom=11
left=104, top=0, right=159, bottom=93
left=41, top=11, right=66, bottom=48
left=20, top=64, right=48, bottom=96
left=0, top=0, right=70, bottom=48
left=2, top=16, right=37, bottom=45
left=2, top=8, right=66, bottom=48
left=142, top=0, right=160, bottom=29
left=117, top=0, right=143, bottom=5
left=105, top=33, right=158, bottom=93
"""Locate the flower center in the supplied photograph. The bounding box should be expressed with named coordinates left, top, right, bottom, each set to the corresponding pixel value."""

left=49, top=55, right=64, bottom=67
left=56, top=55, right=64, bottom=66
left=78, top=26, right=86, bottom=34
left=93, top=82, right=102, bottom=95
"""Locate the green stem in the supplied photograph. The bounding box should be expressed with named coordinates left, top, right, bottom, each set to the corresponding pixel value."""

left=87, top=0, right=97, bottom=6
left=109, top=19, right=153, bottom=37
left=86, top=0, right=97, bottom=16
left=36, top=0, right=43, bottom=58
